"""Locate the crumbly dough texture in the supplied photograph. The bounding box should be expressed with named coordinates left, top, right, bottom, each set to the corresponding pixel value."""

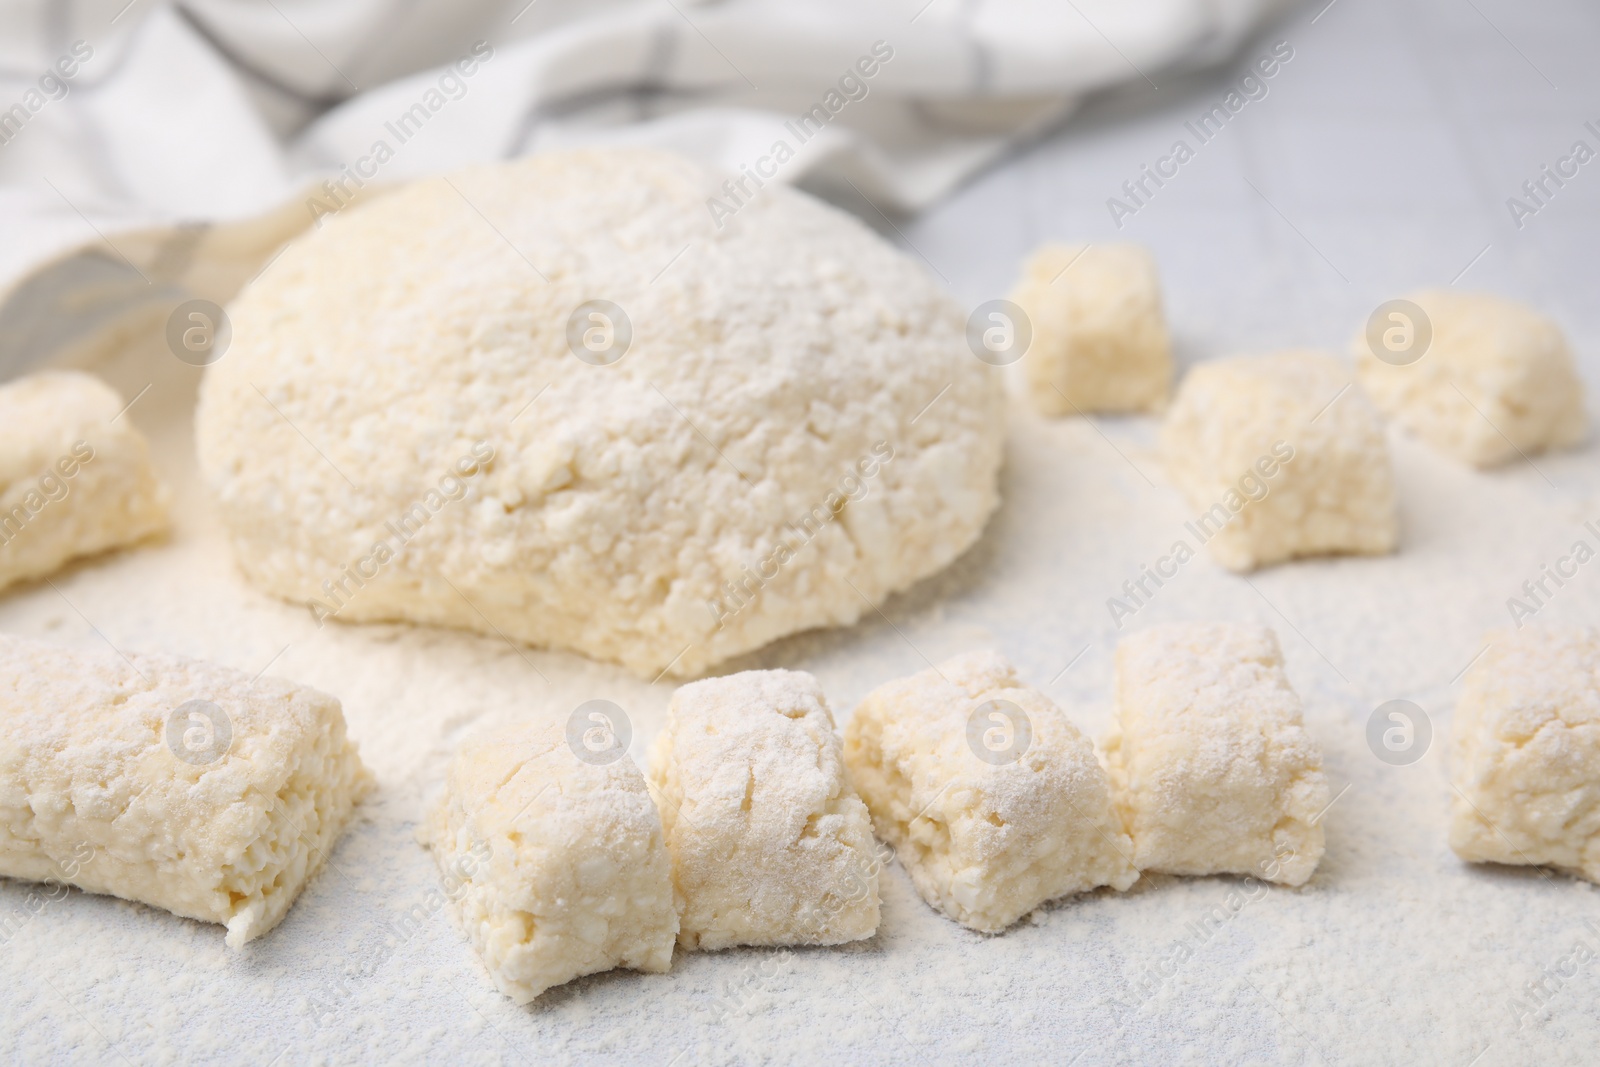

left=1160, top=350, right=1398, bottom=572
left=426, top=722, right=678, bottom=1003
left=1012, top=242, right=1172, bottom=414
left=1354, top=289, right=1587, bottom=468
left=1106, top=622, right=1327, bottom=885
left=648, top=669, right=878, bottom=950
left=843, top=651, right=1137, bottom=933
left=0, top=634, right=370, bottom=947
left=196, top=148, right=1004, bottom=679
left=1449, top=627, right=1600, bottom=882
left=0, top=370, right=169, bottom=593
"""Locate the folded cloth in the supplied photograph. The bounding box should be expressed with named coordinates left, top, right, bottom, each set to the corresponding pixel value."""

left=0, top=0, right=1285, bottom=376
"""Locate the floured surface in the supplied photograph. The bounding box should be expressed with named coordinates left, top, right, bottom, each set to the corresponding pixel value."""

left=5, top=2, right=1600, bottom=1062
left=3, top=310, right=1597, bottom=1066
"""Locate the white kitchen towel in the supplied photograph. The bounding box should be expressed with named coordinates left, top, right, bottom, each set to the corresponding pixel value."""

left=0, top=0, right=1286, bottom=375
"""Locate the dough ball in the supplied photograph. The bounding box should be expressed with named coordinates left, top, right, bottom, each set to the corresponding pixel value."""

left=425, top=720, right=678, bottom=1003
left=1449, top=627, right=1600, bottom=883
left=196, top=149, right=1004, bottom=678
left=648, top=669, right=879, bottom=950
left=843, top=651, right=1137, bottom=933
left=1106, top=622, right=1327, bottom=886
left=0, top=370, right=169, bottom=593
left=1354, top=289, right=1586, bottom=468
left=1160, top=350, right=1397, bottom=572
left=1011, top=242, right=1172, bottom=415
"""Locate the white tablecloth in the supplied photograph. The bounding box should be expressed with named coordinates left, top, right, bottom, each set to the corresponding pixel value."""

left=0, top=0, right=1284, bottom=379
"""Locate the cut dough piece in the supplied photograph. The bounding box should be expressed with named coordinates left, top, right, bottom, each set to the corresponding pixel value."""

left=1161, top=350, right=1398, bottom=572
left=843, top=651, right=1137, bottom=933
left=0, top=634, right=370, bottom=947
left=1106, top=622, right=1327, bottom=885
left=426, top=721, right=678, bottom=1003
left=648, top=669, right=879, bottom=950
left=196, top=148, right=1004, bottom=679
left=1449, top=627, right=1600, bottom=882
left=1354, top=289, right=1586, bottom=468
left=0, top=370, right=169, bottom=593
left=1012, top=242, right=1172, bottom=415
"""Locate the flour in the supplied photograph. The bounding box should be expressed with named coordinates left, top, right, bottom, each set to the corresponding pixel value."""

left=1, top=191, right=1598, bottom=1067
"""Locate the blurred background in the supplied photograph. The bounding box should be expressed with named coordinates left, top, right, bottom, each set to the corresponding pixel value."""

left=0, top=0, right=1594, bottom=386
left=0, top=0, right=1282, bottom=374
left=3, top=0, right=1595, bottom=396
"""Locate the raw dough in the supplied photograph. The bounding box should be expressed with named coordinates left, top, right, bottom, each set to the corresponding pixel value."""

left=0, top=370, right=169, bottom=593
left=1354, top=289, right=1586, bottom=468
left=648, top=669, right=878, bottom=950
left=0, top=634, right=370, bottom=947
left=1012, top=242, right=1172, bottom=414
left=1160, top=350, right=1397, bottom=571
left=843, top=651, right=1137, bottom=933
left=425, top=721, right=678, bottom=1003
left=196, top=148, right=1004, bottom=679
left=1105, top=622, right=1327, bottom=885
left=1449, top=626, right=1600, bottom=882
